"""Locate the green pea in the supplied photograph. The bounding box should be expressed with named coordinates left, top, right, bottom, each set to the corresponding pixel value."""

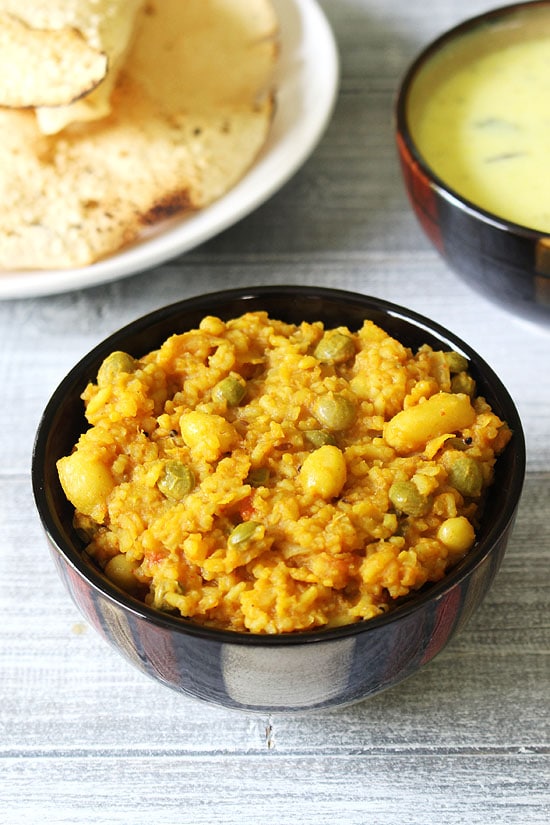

left=303, top=429, right=337, bottom=449
left=313, top=394, right=356, bottom=431
left=314, top=332, right=355, bottom=364
left=447, top=455, right=483, bottom=498
left=246, top=467, right=270, bottom=487
left=97, top=351, right=137, bottom=386
left=228, top=521, right=262, bottom=546
left=451, top=372, right=476, bottom=397
left=213, top=375, right=246, bottom=406
left=389, top=481, right=431, bottom=517
left=444, top=351, right=469, bottom=374
left=157, top=460, right=195, bottom=500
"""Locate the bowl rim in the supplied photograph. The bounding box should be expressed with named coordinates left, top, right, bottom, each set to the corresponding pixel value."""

left=32, top=285, right=527, bottom=647
left=395, top=0, right=550, bottom=243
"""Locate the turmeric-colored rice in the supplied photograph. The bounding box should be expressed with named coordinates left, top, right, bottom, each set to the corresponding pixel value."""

left=57, top=311, right=511, bottom=633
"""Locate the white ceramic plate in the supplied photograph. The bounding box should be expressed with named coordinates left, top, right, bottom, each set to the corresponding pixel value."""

left=0, top=0, right=339, bottom=299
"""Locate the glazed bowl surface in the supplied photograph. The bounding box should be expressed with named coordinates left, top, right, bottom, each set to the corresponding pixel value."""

left=32, top=286, right=526, bottom=712
left=396, top=1, right=550, bottom=327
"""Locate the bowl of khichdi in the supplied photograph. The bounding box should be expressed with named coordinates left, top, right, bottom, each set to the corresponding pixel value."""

left=32, top=285, right=525, bottom=711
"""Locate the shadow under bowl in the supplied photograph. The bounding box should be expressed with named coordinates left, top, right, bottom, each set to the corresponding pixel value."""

left=396, top=1, right=550, bottom=328
left=32, top=286, right=526, bottom=712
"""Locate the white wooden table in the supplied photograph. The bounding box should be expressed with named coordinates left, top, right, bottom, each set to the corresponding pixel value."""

left=1, top=2, right=549, bottom=822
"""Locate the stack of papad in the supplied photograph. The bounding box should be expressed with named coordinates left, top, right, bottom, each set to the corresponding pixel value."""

left=0, top=0, right=146, bottom=132
left=0, top=0, right=278, bottom=270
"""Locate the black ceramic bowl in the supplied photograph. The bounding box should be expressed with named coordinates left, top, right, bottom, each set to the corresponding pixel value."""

left=396, top=1, right=550, bottom=328
left=32, top=286, right=525, bottom=712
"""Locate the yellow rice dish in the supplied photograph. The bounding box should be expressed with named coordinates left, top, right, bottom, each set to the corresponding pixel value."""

left=57, top=312, right=512, bottom=634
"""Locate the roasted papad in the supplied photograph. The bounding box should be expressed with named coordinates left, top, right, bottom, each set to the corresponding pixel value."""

left=0, top=0, right=278, bottom=269
left=0, top=0, right=145, bottom=132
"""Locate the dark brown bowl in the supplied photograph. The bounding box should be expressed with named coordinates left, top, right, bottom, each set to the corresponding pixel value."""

left=396, top=1, right=550, bottom=328
left=32, top=286, right=525, bottom=711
